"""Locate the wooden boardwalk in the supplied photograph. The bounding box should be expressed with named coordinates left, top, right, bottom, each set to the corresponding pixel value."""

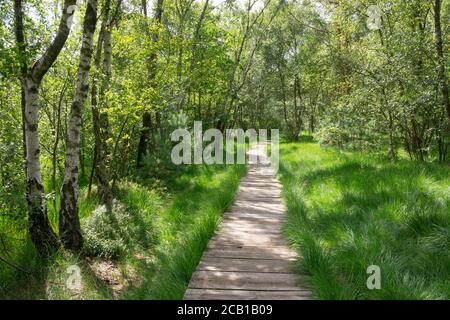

left=184, top=143, right=312, bottom=300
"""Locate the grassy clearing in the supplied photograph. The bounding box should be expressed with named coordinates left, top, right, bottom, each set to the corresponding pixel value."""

left=0, top=163, right=245, bottom=299
left=279, top=142, right=450, bottom=300
left=120, top=163, right=246, bottom=299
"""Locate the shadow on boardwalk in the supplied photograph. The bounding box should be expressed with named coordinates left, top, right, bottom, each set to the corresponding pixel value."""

left=184, top=143, right=312, bottom=300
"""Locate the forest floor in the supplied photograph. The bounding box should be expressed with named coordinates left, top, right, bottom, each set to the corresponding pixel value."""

left=279, top=142, right=450, bottom=299
left=0, top=163, right=246, bottom=299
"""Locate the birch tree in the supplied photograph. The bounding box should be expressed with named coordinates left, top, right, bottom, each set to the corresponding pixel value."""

left=91, top=0, right=121, bottom=211
left=13, top=0, right=27, bottom=172
left=14, top=0, right=77, bottom=255
left=59, top=0, right=99, bottom=251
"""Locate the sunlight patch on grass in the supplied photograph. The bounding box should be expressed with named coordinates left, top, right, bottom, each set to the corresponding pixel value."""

left=279, top=143, right=450, bottom=300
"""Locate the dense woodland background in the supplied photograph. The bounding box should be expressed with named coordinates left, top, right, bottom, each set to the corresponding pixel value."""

left=0, top=0, right=449, bottom=299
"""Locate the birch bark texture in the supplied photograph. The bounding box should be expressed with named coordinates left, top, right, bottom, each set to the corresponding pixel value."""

left=18, top=0, right=77, bottom=255
left=59, top=0, right=99, bottom=251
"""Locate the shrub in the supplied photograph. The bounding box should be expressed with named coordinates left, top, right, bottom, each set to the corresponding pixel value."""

left=316, top=126, right=351, bottom=147
left=82, top=201, right=132, bottom=259
left=316, top=126, right=377, bottom=150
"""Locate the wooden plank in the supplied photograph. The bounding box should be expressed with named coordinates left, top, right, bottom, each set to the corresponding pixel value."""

left=248, top=166, right=276, bottom=172
left=247, top=172, right=275, bottom=176
left=240, top=178, right=281, bottom=184
left=237, top=186, right=282, bottom=196
left=236, top=194, right=282, bottom=200
left=206, top=242, right=296, bottom=251
left=239, top=181, right=282, bottom=188
left=230, top=201, right=286, bottom=214
left=210, top=232, right=289, bottom=247
left=189, top=271, right=301, bottom=291
left=184, top=289, right=312, bottom=300
left=225, top=208, right=285, bottom=217
left=235, top=190, right=282, bottom=199
left=246, top=173, right=276, bottom=178
left=220, top=219, right=285, bottom=230
left=221, top=221, right=285, bottom=231
left=219, top=223, right=284, bottom=235
left=240, top=177, right=281, bottom=184
left=241, top=173, right=279, bottom=178
left=222, top=214, right=286, bottom=224
left=239, top=184, right=282, bottom=190
left=236, top=195, right=283, bottom=202
left=203, top=245, right=297, bottom=260
left=223, top=212, right=287, bottom=222
left=238, top=185, right=281, bottom=190
left=221, top=215, right=285, bottom=223
left=197, top=257, right=294, bottom=273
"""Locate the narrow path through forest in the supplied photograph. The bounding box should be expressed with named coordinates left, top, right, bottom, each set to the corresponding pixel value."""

left=184, top=143, right=312, bottom=300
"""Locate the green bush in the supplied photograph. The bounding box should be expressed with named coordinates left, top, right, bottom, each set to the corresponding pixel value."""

left=316, top=126, right=377, bottom=151
left=82, top=201, right=133, bottom=259
left=316, top=126, right=351, bottom=147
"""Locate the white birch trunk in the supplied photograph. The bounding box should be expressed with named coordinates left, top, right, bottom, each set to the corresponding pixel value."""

left=59, top=0, right=99, bottom=251
left=20, top=0, right=77, bottom=255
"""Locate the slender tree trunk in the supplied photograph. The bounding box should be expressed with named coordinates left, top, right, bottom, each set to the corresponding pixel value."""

left=51, top=78, right=68, bottom=211
left=111, top=116, right=129, bottom=191
left=388, top=110, right=397, bottom=160
left=434, top=0, right=450, bottom=123
left=91, top=0, right=116, bottom=211
left=293, top=77, right=298, bottom=126
left=14, top=0, right=27, bottom=173
left=51, top=99, right=60, bottom=212
left=198, top=91, right=202, bottom=119
left=80, top=119, right=86, bottom=178
left=310, top=113, right=315, bottom=133
left=181, top=0, right=209, bottom=110
left=175, top=0, right=194, bottom=95
left=137, top=0, right=164, bottom=168
left=24, top=77, right=60, bottom=255
left=137, top=112, right=153, bottom=167
left=293, top=75, right=303, bottom=140
left=59, top=0, right=99, bottom=251
left=16, top=0, right=77, bottom=255
left=278, top=67, right=291, bottom=139
left=177, top=31, right=183, bottom=83
left=87, top=147, right=97, bottom=198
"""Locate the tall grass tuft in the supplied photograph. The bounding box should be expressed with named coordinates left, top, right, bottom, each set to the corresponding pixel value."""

left=279, top=142, right=450, bottom=300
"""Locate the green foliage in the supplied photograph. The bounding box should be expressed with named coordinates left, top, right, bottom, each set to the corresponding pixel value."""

left=316, top=126, right=351, bottom=148
left=83, top=190, right=159, bottom=259
left=82, top=201, right=131, bottom=259
left=1, top=0, right=449, bottom=300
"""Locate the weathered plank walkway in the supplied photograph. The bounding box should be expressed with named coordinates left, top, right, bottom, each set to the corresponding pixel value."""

left=184, top=143, right=312, bottom=300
